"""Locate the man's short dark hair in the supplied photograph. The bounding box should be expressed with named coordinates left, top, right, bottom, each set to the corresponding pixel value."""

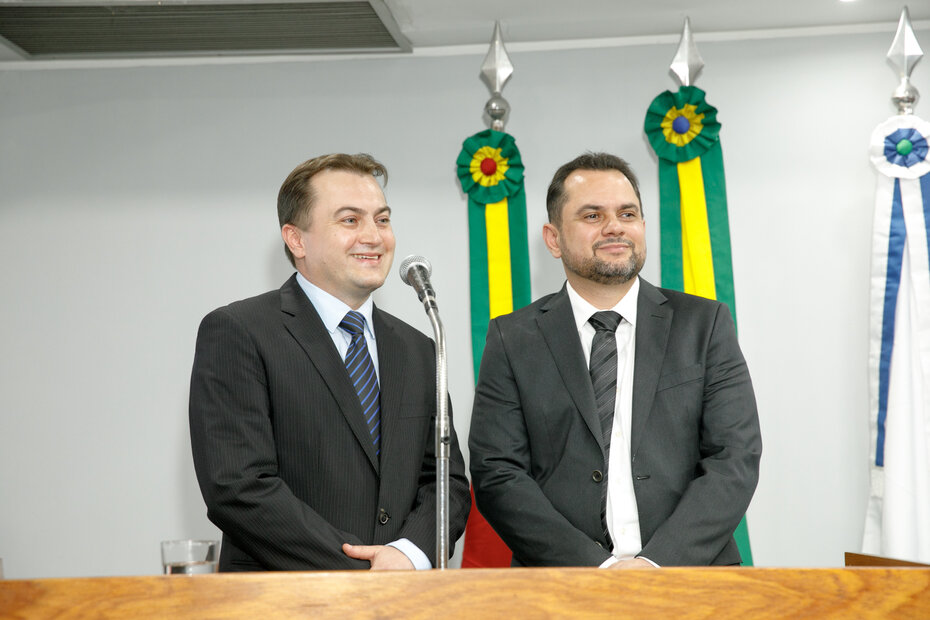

left=545, top=152, right=642, bottom=227
left=277, top=153, right=388, bottom=267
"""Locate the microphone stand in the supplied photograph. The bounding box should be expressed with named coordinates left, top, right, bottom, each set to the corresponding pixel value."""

left=423, top=301, right=450, bottom=569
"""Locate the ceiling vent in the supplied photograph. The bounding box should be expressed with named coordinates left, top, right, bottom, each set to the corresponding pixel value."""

left=0, top=1, right=410, bottom=59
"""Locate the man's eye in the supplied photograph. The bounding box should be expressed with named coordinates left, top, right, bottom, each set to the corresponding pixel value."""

left=343, top=217, right=357, bottom=224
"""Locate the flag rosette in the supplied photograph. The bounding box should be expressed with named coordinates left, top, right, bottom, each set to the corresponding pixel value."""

left=456, top=129, right=524, bottom=202
left=870, top=115, right=930, bottom=179
left=644, top=86, right=721, bottom=163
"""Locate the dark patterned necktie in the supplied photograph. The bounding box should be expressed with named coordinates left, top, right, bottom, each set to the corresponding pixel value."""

left=339, top=311, right=381, bottom=457
left=588, top=310, right=622, bottom=549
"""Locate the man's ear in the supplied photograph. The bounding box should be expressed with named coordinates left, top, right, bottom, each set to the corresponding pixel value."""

left=542, top=222, right=562, bottom=259
left=281, top=224, right=306, bottom=260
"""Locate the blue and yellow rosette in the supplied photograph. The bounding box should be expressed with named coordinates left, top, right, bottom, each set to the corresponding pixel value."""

left=456, top=129, right=531, bottom=379
left=643, top=85, right=735, bottom=320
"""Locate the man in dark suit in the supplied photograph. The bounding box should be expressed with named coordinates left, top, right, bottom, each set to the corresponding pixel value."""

left=190, top=153, right=470, bottom=571
left=469, top=152, right=761, bottom=568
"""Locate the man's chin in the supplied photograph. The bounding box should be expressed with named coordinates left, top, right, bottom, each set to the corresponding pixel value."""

left=353, top=273, right=389, bottom=295
left=567, top=259, right=642, bottom=285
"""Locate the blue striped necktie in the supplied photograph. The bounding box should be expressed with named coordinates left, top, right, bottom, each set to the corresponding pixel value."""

left=339, top=311, right=381, bottom=457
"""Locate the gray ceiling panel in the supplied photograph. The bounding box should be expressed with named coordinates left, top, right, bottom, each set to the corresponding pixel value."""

left=0, top=1, right=409, bottom=58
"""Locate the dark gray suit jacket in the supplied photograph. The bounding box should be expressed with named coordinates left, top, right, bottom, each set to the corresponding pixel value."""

left=190, top=274, right=470, bottom=571
left=469, top=279, right=761, bottom=567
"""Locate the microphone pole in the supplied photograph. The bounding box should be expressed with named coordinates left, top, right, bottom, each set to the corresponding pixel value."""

left=399, top=255, right=450, bottom=569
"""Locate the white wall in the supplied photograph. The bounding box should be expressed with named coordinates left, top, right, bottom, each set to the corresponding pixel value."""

left=1, top=25, right=927, bottom=578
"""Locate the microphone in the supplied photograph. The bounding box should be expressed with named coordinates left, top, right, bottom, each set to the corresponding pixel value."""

left=399, top=255, right=437, bottom=309
left=398, top=254, right=449, bottom=567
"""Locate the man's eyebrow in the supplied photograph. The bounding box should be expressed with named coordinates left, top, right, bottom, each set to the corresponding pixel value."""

left=333, top=205, right=392, bottom=216
left=576, top=202, right=640, bottom=212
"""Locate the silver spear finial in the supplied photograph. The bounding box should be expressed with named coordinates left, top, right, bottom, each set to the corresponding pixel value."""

left=670, top=17, right=704, bottom=87
left=480, top=21, right=514, bottom=131
left=887, top=7, right=923, bottom=115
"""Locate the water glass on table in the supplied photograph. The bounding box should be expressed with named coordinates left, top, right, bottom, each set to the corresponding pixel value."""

left=161, top=540, right=218, bottom=575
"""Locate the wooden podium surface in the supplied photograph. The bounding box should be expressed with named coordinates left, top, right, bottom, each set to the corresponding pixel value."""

left=2, top=567, right=929, bottom=619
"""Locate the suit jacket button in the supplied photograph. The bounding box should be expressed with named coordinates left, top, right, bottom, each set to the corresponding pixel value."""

left=591, top=470, right=604, bottom=483
left=379, top=509, right=390, bottom=525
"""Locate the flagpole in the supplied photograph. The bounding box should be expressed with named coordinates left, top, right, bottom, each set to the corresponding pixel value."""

left=481, top=21, right=512, bottom=132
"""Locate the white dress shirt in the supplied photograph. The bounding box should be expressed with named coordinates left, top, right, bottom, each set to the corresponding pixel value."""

left=295, top=273, right=431, bottom=570
left=565, top=278, right=652, bottom=566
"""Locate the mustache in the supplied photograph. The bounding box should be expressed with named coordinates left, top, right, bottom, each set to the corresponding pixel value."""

left=592, top=238, right=634, bottom=250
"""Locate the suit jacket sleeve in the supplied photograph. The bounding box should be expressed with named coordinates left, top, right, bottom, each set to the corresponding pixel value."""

left=189, top=307, right=368, bottom=570
left=637, top=302, right=762, bottom=566
left=388, top=392, right=471, bottom=567
left=469, top=319, right=613, bottom=566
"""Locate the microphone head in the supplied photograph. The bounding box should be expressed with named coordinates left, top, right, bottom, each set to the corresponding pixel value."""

left=399, top=255, right=432, bottom=285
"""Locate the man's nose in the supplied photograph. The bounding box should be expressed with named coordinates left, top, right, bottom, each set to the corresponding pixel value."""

left=602, top=214, right=624, bottom=235
left=357, top=218, right=381, bottom=244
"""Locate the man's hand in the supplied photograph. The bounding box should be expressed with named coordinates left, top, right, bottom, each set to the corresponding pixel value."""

left=342, top=543, right=415, bottom=570
left=608, top=557, right=657, bottom=569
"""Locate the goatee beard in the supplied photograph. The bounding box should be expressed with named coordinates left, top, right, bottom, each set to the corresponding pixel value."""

left=563, top=242, right=644, bottom=285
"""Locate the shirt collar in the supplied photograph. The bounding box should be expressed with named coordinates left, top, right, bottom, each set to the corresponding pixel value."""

left=565, top=277, right=640, bottom=331
left=295, top=272, right=376, bottom=341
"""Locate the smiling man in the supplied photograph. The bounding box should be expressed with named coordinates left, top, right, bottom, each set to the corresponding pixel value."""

left=190, top=153, right=470, bottom=571
left=469, top=152, right=761, bottom=568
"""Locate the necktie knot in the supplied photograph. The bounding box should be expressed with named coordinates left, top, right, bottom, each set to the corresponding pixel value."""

left=589, top=311, right=622, bottom=333
left=339, top=311, right=366, bottom=337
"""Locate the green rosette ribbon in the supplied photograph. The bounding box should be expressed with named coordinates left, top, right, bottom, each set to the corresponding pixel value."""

left=457, top=129, right=525, bottom=201
left=644, top=85, right=720, bottom=163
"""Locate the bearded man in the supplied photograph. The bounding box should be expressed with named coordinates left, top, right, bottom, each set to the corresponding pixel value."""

left=468, top=152, right=761, bottom=568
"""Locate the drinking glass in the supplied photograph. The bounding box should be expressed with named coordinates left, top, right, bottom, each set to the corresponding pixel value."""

left=161, top=540, right=218, bottom=575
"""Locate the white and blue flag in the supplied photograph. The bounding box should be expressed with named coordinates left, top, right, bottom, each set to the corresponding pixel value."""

left=862, top=114, right=930, bottom=563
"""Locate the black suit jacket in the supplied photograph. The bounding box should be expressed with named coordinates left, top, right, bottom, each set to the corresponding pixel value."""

left=469, top=279, right=761, bottom=567
left=189, top=275, right=470, bottom=571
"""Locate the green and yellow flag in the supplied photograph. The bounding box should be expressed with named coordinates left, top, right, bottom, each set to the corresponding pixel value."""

left=456, top=128, right=530, bottom=567
left=644, top=85, right=753, bottom=565
left=456, top=129, right=531, bottom=378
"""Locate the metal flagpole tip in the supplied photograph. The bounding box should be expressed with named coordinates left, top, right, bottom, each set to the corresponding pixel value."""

left=480, top=21, right=514, bottom=131
left=670, top=17, right=704, bottom=87
left=887, top=6, right=923, bottom=115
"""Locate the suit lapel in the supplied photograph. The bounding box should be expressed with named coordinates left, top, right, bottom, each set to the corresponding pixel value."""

left=279, top=276, right=380, bottom=474
left=631, top=279, right=671, bottom=456
left=372, top=306, right=403, bottom=476
left=538, top=286, right=604, bottom=452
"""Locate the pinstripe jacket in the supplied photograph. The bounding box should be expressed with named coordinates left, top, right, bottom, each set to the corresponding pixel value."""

left=190, top=274, right=470, bottom=570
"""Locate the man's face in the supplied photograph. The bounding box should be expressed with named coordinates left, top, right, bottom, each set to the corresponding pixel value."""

left=284, top=169, right=395, bottom=309
left=543, top=169, right=645, bottom=286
